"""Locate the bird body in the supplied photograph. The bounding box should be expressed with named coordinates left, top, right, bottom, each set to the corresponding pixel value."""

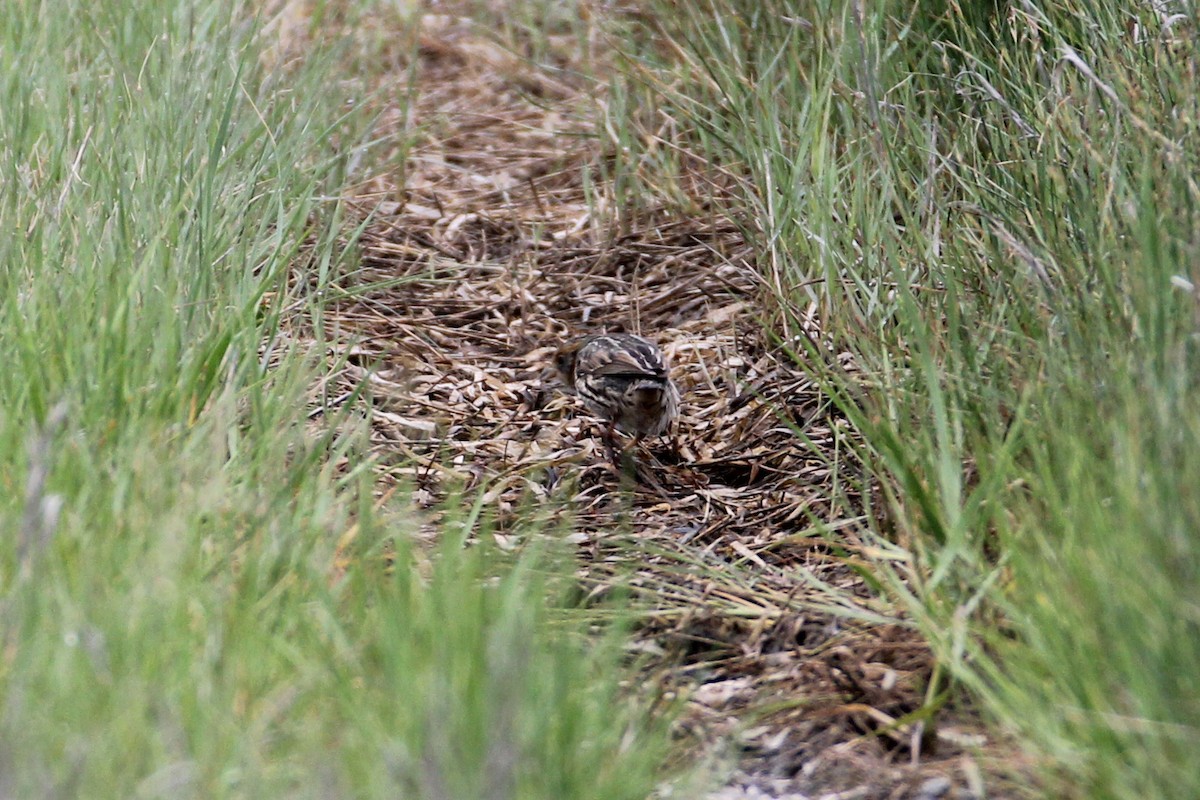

left=555, top=333, right=680, bottom=439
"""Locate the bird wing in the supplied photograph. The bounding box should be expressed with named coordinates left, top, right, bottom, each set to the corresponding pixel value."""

left=580, top=336, right=668, bottom=378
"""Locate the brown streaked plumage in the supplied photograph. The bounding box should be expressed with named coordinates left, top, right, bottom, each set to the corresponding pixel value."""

left=555, top=333, right=680, bottom=441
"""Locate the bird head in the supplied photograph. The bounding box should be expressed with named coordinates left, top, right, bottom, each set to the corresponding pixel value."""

left=552, top=341, right=581, bottom=384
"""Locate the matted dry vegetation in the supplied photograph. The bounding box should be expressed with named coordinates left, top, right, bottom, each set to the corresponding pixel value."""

left=294, top=6, right=1025, bottom=798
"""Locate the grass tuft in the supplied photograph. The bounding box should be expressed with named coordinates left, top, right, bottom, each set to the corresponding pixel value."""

left=608, top=0, right=1200, bottom=796
left=0, top=2, right=673, bottom=797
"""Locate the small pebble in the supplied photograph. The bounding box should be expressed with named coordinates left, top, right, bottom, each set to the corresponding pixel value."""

left=914, top=776, right=952, bottom=800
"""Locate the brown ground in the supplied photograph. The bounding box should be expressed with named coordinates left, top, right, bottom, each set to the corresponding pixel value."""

left=287, top=6, right=1029, bottom=798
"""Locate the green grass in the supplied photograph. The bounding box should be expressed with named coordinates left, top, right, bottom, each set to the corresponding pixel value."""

left=12, top=0, right=1199, bottom=796
left=0, top=2, right=671, bottom=797
left=604, top=1, right=1200, bottom=797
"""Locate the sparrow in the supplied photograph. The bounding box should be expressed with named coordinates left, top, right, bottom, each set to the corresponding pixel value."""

left=554, top=333, right=680, bottom=448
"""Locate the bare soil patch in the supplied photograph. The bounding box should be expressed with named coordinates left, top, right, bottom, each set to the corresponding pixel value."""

left=303, top=8, right=1027, bottom=799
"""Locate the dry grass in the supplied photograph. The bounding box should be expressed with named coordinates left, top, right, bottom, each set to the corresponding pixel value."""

left=292, top=5, right=1031, bottom=797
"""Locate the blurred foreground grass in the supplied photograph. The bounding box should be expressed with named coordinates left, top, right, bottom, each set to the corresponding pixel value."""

left=0, top=2, right=669, bottom=797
